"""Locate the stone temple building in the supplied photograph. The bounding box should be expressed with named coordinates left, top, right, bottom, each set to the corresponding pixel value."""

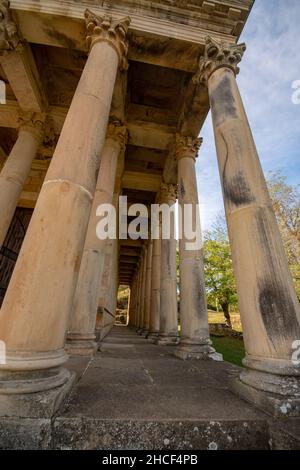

left=0, top=0, right=299, bottom=449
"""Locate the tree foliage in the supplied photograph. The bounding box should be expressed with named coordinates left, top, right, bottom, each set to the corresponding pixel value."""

left=203, top=216, right=237, bottom=328
left=267, top=171, right=300, bottom=300
left=202, top=172, right=300, bottom=329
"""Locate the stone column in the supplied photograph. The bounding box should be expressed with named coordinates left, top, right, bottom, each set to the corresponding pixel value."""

left=196, top=37, right=300, bottom=415
left=97, top=193, right=120, bottom=341
left=174, top=135, right=222, bottom=360
left=128, top=272, right=138, bottom=327
left=133, top=271, right=140, bottom=328
left=142, top=239, right=153, bottom=337
left=157, top=183, right=179, bottom=345
left=66, top=123, right=127, bottom=355
left=0, top=10, right=130, bottom=415
left=136, top=248, right=145, bottom=333
left=135, top=262, right=142, bottom=332
left=148, top=230, right=161, bottom=342
left=138, top=246, right=147, bottom=334
left=0, top=112, right=44, bottom=248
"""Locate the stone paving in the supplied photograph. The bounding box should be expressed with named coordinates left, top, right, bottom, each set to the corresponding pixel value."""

left=52, top=327, right=300, bottom=449
left=1, top=326, right=299, bottom=449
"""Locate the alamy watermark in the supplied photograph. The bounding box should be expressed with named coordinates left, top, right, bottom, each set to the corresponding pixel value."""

left=95, top=196, right=203, bottom=251
left=291, top=80, right=300, bottom=104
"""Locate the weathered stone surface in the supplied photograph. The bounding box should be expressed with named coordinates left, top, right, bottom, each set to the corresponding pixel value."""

left=0, top=371, right=76, bottom=418
left=231, top=376, right=300, bottom=418
left=51, top=418, right=269, bottom=450
left=0, top=418, right=51, bottom=450
left=0, top=328, right=299, bottom=449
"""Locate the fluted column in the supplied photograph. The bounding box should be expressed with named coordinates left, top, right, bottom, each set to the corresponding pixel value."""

left=0, top=112, right=44, bottom=248
left=142, top=239, right=153, bottom=337
left=67, top=123, right=127, bottom=355
left=196, top=37, right=300, bottom=415
left=148, top=225, right=161, bottom=342
left=0, top=10, right=130, bottom=411
left=175, top=135, right=222, bottom=361
left=157, top=183, right=179, bottom=345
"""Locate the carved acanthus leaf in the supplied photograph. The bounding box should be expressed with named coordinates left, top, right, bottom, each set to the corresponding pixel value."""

left=0, top=0, right=20, bottom=53
left=18, top=111, right=45, bottom=143
left=159, top=182, right=178, bottom=204
left=175, top=134, right=202, bottom=160
left=85, top=9, right=131, bottom=70
left=194, top=36, right=246, bottom=85
left=107, top=121, right=128, bottom=150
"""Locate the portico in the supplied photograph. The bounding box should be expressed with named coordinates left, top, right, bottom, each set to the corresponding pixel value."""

left=0, top=0, right=299, bottom=449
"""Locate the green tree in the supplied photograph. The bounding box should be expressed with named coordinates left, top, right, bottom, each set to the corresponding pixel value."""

left=204, top=216, right=237, bottom=328
left=267, top=172, right=300, bottom=300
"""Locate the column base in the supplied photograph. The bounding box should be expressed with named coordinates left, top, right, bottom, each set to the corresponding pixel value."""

left=230, top=367, right=300, bottom=418
left=156, top=335, right=179, bottom=346
left=141, top=330, right=150, bottom=338
left=174, top=343, right=223, bottom=361
left=147, top=331, right=159, bottom=343
left=65, top=340, right=98, bottom=356
left=0, top=367, right=75, bottom=418
left=95, top=328, right=101, bottom=342
left=66, top=333, right=98, bottom=356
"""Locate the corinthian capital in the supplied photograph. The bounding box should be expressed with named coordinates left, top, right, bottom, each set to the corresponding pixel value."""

left=193, top=36, right=246, bottom=85
left=107, top=121, right=128, bottom=151
left=0, top=0, right=21, bottom=53
left=175, top=134, right=202, bottom=161
left=159, top=182, right=177, bottom=204
left=18, top=111, right=45, bottom=143
left=85, top=10, right=131, bottom=70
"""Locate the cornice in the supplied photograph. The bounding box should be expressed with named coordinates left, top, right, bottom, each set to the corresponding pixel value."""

left=10, top=0, right=253, bottom=45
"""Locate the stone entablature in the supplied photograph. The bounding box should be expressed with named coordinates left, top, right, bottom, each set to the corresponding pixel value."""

left=10, top=0, right=254, bottom=47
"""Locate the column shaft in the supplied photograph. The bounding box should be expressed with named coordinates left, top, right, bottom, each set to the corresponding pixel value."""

left=209, top=67, right=300, bottom=369
left=67, top=126, right=126, bottom=355
left=136, top=263, right=143, bottom=331
left=142, top=240, right=153, bottom=336
left=138, top=247, right=147, bottom=334
left=198, top=37, right=300, bottom=415
left=148, top=234, right=161, bottom=341
left=157, top=184, right=179, bottom=345
left=0, top=12, right=130, bottom=404
left=175, top=138, right=221, bottom=360
left=0, top=118, right=43, bottom=247
left=97, top=193, right=120, bottom=341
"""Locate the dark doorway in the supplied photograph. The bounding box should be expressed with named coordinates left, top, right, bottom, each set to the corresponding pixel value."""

left=0, top=207, right=33, bottom=307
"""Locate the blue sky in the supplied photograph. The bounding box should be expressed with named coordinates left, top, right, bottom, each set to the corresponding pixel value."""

left=197, top=0, right=300, bottom=230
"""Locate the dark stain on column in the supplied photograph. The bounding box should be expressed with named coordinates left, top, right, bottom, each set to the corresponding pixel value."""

left=255, top=211, right=300, bottom=350
left=220, top=132, right=254, bottom=207
left=224, top=172, right=255, bottom=207
left=179, top=178, right=186, bottom=199
left=210, top=73, right=238, bottom=127
left=192, top=262, right=205, bottom=314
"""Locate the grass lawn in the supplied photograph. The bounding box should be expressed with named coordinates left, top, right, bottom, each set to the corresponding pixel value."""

left=208, top=310, right=243, bottom=332
left=211, top=336, right=245, bottom=368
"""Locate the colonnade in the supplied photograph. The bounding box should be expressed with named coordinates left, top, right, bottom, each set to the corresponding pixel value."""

left=0, top=11, right=299, bottom=418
